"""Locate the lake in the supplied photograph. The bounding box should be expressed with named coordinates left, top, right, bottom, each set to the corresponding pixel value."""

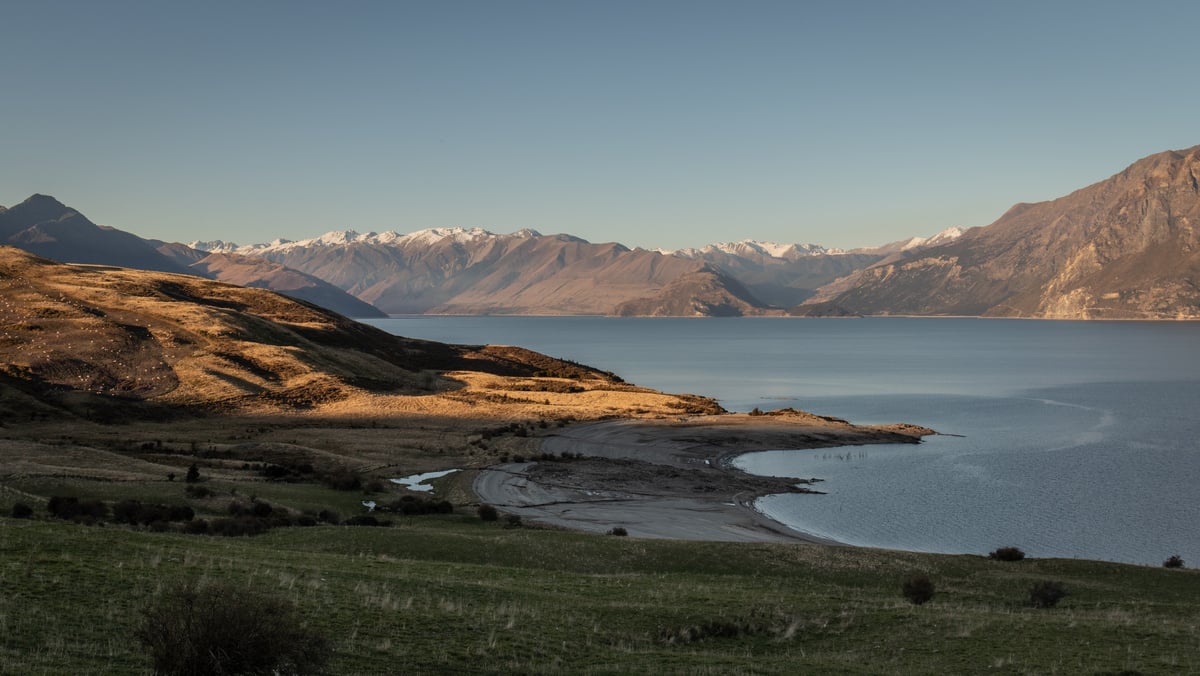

left=364, top=316, right=1200, bottom=566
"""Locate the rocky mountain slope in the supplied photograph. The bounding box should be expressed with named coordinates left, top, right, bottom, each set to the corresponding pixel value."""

left=0, top=246, right=717, bottom=420
left=813, top=145, right=1200, bottom=318
left=0, top=195, right=385, bottom=318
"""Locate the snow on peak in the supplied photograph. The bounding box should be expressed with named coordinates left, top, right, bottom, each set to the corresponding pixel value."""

left=899, top=226, right=965, bottom=251
left=189, top=239, right=241, bottom=253
left=669, top=239, right=831, bottom=260
left=394, top=227, right=497, bottom=247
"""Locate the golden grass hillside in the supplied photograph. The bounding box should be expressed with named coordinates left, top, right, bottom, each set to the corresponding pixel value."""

left=0, top=246, right=721, bottom=423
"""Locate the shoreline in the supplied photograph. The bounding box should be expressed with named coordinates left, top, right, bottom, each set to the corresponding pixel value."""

left=472, top=412, right=934, bottom=545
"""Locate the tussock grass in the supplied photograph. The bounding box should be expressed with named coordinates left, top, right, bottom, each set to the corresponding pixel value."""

left=1, top=514, right=1198, bottom=674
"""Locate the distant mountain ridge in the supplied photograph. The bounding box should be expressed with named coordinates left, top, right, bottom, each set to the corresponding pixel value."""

left=813, top=145, right=1200, bottom=319
left=3, top=193, right=966, bottom=318
left=197, top=226, right=962, bottom=315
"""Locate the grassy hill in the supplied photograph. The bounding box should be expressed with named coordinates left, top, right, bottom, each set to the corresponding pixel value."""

left=1, top=246, right=1197, bottom=674
left=2, top=504, right=1198, bottom=674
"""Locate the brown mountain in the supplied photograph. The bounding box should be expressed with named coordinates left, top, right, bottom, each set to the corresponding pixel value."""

left=0, top=194, right=385, bottom=318
left=0, top=194, right=192, bottom=275
left=614, top=268, right=773, bottom=317
left=0, top=246, right=716, bottom=421
left=242, top=230, right=721, bottom=315
left=816, top=145, right=1200, bottom=318
left=184, top=252, right=385, bottom=318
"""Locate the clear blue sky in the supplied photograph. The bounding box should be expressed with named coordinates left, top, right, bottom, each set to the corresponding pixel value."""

left=2, top=0, right=1197, bottom=250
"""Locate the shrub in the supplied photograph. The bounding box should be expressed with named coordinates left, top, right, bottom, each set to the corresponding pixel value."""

left=343, top=515, right=390, bottom=527
left=1029, top=580, right=1067, bottom=608
left=46, top=495, right=108, bottom=522
left=10, top=502, right=33, bottom=519
left=901, top=574, right=935, bottom=605
left=608, top=527, right=628, bottom=536
left=319, top=469, right=362, bottom=491
left=1164, top=555, right=1185, bottom=569
left=185, top=463, right=200, bottom=483
left=208, top=517, right=270, bottom=537
left=988, top=546, right=1025, bottom=562
left=184, top=519, right=210, bottom=535
left=185, top=485, right=213, bottom=499
left=136, top=581, right=330, bottom=676
left=504, top=514, right=523, bottom=528
left=477, top=504, right=499, bottom=522
left=317, top=509, right=341, bottom=525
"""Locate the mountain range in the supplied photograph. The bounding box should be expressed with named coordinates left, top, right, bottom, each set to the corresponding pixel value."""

left=6, top=143, right=1199, bottom=319
left=190, top=225, right=964, bottom=316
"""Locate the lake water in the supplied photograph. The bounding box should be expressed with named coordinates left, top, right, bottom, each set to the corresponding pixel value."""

left=364, top=316, right=1200, bottom=565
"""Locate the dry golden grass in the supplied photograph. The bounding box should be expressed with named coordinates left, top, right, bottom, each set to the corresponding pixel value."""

left=0, top=247, right=719, bottom=424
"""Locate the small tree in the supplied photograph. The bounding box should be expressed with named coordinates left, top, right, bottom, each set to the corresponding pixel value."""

left=10, top=502, right=33, bottom=519
left=901, top=574, right=935, bottom=605
left=137, top=581, right=330, bottom=675
left=477, top=504, right=499, bottom=522
left=608, top=527, right=629, bottom=536
left=988, top=546, right=1025, bottom=562
left=185, top=463, right=201, bottom=484
left=1164, top=555, right=1185, bottom=569
left=1028, top=580, right=1067, bottom=608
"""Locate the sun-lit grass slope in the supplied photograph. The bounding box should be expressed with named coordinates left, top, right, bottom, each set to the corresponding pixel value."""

left=0, top=246, right=721, bottom=421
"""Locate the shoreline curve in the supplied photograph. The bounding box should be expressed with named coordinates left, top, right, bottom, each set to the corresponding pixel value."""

left=472, top=412, right=934, bottom=545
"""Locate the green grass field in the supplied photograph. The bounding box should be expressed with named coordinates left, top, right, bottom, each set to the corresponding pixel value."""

left=2, top=500, right=1198, bottom=675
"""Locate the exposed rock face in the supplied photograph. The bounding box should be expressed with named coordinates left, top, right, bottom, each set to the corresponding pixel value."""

left=817, top=145, right=1200, bottom=318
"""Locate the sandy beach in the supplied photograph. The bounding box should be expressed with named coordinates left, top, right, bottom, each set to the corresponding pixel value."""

left=473, top=411, right=935, bottom=543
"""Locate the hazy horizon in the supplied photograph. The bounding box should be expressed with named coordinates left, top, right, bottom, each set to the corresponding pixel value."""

left=4, top=1, right=1198, bottom=250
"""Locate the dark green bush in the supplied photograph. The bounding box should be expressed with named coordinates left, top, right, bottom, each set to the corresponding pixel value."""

left=185, top=463, right=201, bottom=483
left=377, top=495, right=453, bottom=516
left=608, top=527, right=629, bottom=536
left=185, top=485, right=213, bottom=499
left=47, top=496, right=108, bottom=522
left=477, top=504, right=499, bottom=522
left=343, top=515, right=390, bottom=527
left=988, top=546, right=1025, bottom=562
left=1029, top=580, right=1067, bottom=608
left=1164, top=555, right=1185, bottom=569
left=901, top=574, right=935, bottom=605
left=10, top=502, right=33, bottom=519
left=136, top=581, right=330, bottom=676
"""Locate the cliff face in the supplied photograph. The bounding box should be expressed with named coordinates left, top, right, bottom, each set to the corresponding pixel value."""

left=819, top=145, right=1200, bottom=318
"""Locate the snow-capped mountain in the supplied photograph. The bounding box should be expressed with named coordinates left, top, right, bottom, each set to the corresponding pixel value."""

left=669, top=240, right=840, bottom=260
left=187, top=225, right=968, bottom=315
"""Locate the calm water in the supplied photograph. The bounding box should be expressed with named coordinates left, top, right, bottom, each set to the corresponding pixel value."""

left=365, top=316, right=1200, bottom=565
